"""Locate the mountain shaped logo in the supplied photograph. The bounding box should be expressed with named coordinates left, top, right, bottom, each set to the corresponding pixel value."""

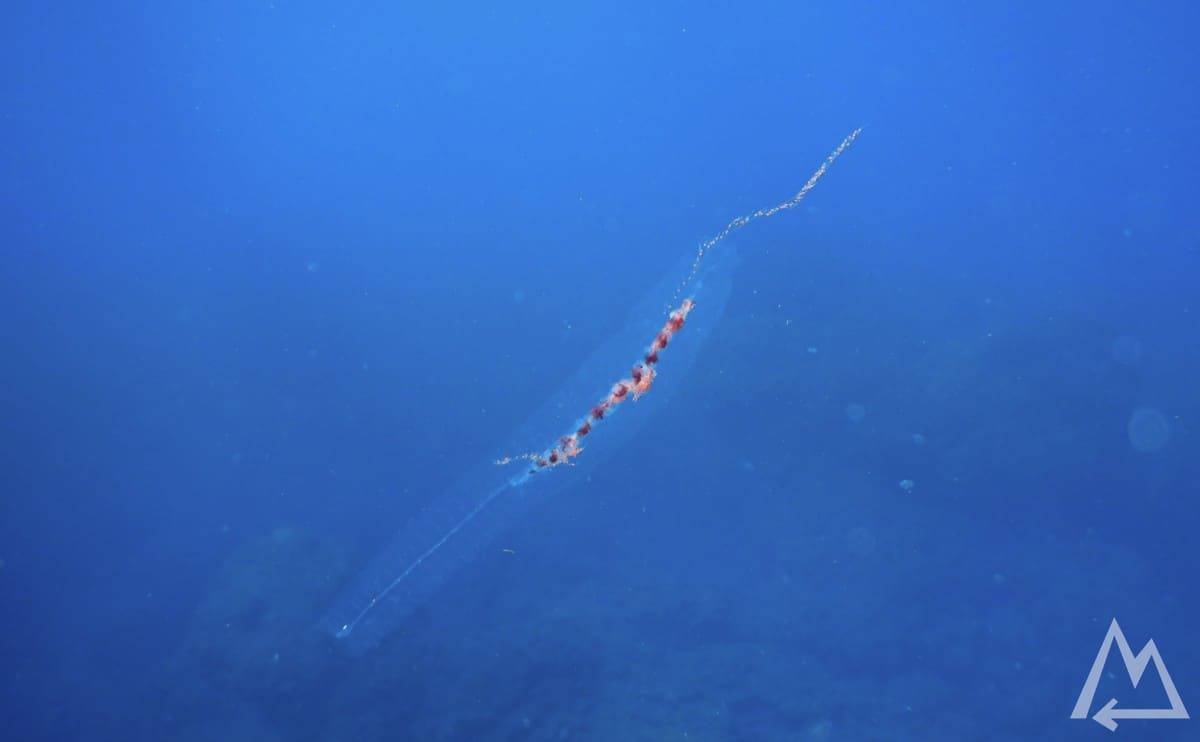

left=1071, top=618, right=1189, bottom=731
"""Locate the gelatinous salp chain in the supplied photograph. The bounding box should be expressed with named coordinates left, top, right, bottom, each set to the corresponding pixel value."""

left=496, top=298, right=696, bottom=472
left=498, top=128, right=861, bottom=474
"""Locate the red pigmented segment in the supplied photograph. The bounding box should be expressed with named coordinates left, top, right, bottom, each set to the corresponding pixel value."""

left=499, top=297, right=697, bottom=473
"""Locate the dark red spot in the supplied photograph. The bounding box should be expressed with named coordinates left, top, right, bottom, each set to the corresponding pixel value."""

left=577, top=422, right=591, bottom=436
left=536, top=459, right=548, bottom=468
left=613, top=384, right=628, bottom=398
left=669, top=316, right=684, bottom=330
left=591, top=405, right=605, bottom=419
left=549, top=452, right=558, bottom=464
left=656, top=333, right=670, bottom=349
left=631, top=366, right=643, bottom=382
left=645, top=352, right=659, bottom=365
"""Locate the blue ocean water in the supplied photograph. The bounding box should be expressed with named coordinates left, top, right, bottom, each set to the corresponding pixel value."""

left=2, top=2, right=1197, bottom=740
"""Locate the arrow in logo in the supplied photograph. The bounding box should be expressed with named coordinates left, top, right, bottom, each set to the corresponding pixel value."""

left=1092, top=697, right=1189, bottom=732
left=1071, top=619, right=1189, bottom=732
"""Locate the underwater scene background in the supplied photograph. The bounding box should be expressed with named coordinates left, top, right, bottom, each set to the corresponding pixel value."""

left=2, top=2, right=1198, bottom=740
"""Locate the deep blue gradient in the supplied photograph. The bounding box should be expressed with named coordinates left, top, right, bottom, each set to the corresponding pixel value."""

left=2, top=2, right=1198, bottom=739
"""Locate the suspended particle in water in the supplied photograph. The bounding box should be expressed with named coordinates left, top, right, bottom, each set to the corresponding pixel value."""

left=911, top=433, right=927, bottom=446
left=1128, top=407, right=1170, bottom=453
left=807, top=720, right=834, bottom=741
left=898, top=479, right=915, bottom=492
left=1110, top=336, right=1142, bottom=366
left=846, top=526, right=877, bottom=558
left=846, top=403, right=867, bottom=423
